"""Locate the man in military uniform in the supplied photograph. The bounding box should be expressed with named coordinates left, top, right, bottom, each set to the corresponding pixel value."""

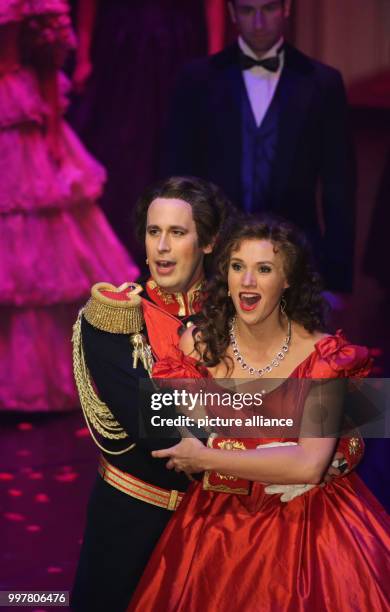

left=71, top=176, right=233, bottom=612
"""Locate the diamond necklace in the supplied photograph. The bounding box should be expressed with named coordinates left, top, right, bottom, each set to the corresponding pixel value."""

left=229, top=316, right=292, bottom=377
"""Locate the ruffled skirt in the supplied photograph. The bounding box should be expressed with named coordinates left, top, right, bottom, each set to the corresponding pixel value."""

left=0, top=65, right=139, bottom=411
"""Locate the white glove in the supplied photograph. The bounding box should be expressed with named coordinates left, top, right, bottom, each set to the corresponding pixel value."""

left=263, top=482, right=315, bottom=502
left=259, top=441, right=346, bottom=502
left=256, top=442, right=313, bottom=502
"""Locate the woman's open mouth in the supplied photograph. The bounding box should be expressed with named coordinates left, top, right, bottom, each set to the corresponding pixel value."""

left=239, top=292, right=261, bottom=312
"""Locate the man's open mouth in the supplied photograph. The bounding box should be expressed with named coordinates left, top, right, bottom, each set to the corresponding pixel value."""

left=155, top=260, right=176, bottom=273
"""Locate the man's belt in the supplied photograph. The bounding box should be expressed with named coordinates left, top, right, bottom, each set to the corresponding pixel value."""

left=98, top=455, right=184, bottom=511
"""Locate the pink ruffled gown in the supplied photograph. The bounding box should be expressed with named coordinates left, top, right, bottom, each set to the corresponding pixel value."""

left=0, top=0, right=139, bottom=411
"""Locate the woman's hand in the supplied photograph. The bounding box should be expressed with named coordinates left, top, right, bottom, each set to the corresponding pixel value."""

left=323, top=451, right=348, bottom=483
left=152, top=438, right=206, bottom=474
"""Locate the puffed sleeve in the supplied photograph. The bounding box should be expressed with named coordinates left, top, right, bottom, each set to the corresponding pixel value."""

left=309, top=331, right=373, bottom=472
left=310, top=330, right=372, bottom=379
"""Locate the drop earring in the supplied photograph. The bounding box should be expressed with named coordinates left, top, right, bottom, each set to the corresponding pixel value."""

left=280, top=296, right=287, bottom=317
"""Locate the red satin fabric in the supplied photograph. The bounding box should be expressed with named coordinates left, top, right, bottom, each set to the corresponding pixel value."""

left=141, top=298, right=183, bottom=360
left=129, top=332, right=390, bottom=611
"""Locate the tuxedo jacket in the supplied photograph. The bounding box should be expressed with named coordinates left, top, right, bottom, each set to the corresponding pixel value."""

left=161, top=43, right=356, bottom=291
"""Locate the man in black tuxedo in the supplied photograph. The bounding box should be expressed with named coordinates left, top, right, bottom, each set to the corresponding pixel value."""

left=161, top=0, right=356, bottom=292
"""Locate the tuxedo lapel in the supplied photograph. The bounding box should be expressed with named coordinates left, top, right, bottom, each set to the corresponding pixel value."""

left=271, top=45, right=316, bottom=203
left=206, top=43, right=316, bottom=208
left=207, top=45, right=244, bottom=201
left=211, top=61, right=243, bottom=141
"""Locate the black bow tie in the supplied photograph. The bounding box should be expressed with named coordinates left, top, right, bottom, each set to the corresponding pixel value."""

left=239, top=52, right=281, bottom=73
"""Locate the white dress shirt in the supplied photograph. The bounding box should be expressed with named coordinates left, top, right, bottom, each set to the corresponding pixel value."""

left=238, top=36, right=285, bottom=127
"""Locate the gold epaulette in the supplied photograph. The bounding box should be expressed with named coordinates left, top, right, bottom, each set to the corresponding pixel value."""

left=83, top=282, right=144, bottom=334
left=72, top=309, right=136, bottom=455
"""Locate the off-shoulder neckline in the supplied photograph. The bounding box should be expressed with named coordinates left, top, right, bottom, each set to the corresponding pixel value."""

left=172, top=331, right=348, bottom=379
left=286, top=330, right=346, bottom=379
left=206, top=331, right=346, bottom=380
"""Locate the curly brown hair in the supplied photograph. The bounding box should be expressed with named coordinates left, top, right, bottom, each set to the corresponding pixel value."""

left=195, top=215, right=329, bottom=370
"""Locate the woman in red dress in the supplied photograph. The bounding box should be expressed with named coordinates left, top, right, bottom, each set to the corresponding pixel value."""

left=129, top=216, right=390, bottom=611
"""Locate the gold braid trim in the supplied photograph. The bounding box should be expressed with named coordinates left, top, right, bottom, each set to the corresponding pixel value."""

left=84, top=282, right=144, bottom=334
left=72, top=310, right=136, bottom=455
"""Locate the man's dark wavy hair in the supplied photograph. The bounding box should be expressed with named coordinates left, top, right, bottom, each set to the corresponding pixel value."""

left=134, top=176, right=234, bottom=249
left=195, top=214, right=329, bottom=369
